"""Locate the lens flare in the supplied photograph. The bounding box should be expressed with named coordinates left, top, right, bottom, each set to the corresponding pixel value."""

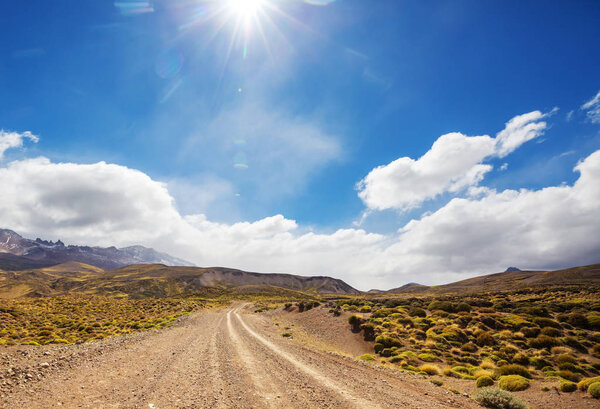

left=155, top=50, right=184, bottom=79
left=114, top=1, right=154, bottom=15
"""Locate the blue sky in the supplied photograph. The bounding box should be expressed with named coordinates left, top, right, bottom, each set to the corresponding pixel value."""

left=1, top=1, right=600, bottom=289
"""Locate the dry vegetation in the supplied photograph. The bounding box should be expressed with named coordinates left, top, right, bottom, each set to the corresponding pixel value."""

left=282, top=286, right=600, bottom=403
left=0, top=296, right=204, bottom=345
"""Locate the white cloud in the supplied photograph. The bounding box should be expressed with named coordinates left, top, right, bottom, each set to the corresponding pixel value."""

left=0, top=157, right=181, bottom=246
left=357, top=111, right=550, bottom=211
left=581, top=90, right=600, bottom=124
left=499, top=163, right=508, bottom=171
left=566, top=110, right=574, bottom=122
left=494, top=110, right=551, bottom=157
left=0, top=130, right=38, bottom=159
left=383, top=150, right=600, bottom=283
left=1, top=145, right=599, bottom=289
left=0, top=155, right=385, bottom=288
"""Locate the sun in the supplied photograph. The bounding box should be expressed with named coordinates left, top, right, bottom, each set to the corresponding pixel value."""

left=226, top=0, right=266, bottom=17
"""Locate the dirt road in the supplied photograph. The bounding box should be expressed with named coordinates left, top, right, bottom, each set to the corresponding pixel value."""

left=2, top=305, right=481, bottom=408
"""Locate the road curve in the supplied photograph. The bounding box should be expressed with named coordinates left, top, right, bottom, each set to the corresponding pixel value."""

left=2, top=305, right=482, bottom=409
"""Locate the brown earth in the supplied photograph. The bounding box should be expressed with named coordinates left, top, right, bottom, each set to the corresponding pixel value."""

left=1, top=304, right=481, bottom=409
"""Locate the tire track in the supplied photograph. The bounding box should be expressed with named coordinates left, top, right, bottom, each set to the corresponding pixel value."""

left=232, top=306, right=382, bottom=409
left=226, top=309, right=285, bottom=408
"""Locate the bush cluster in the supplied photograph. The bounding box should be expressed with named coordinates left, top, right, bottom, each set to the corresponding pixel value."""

left=0, top=296, right=201, bottom=345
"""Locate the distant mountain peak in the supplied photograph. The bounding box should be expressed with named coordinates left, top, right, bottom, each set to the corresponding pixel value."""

left=0, top=228, right=194, bottom=271
left=504, top=267, right=521, bottom=272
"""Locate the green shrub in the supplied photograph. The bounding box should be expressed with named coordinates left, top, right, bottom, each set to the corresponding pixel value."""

left=557, top=370, right=582, bottom=382
left=533, top=317, right=561, bottom=329
left=281, top=332, right=292, bottom=338
left=540, top=327, right=562, bottom=337
left=530, top=357, right=551, bottom=370
left=588, top=315, right=600, bottom=330
left=358, top=305, right=372, bottom=313
left=358, top=354, right=375, bottom=361
left=348, top=315, right=363, bottom=332
left=474, top=388, right=529, bottom=409
left=461, top=342, right=478, bottom=352
left=556, top=354, right=577, bottom=364
left=455, top=302, right=471, bottom=313
left=375, top=334, right=402, bottom=348
left=360, top=322, right=376, bottom=341
left=428, top=301, right=455, bottom=313
left=559, top=381, right=577, bottom=392
left=589, top=382, right=600, bottom=398
left=498, top=375, right=530, bottom=391
left=418, top=353, right=437, bottom=362
left=495, top=364, right=531, bottom=378
left=477, top=376, right=495, bottom=387
left=577, top=376, right=600, bottom=391
left=562, top=336, right=586, bottom=352
left=521, top=327, right=540, bottom=338
left=408, top=307, right=426, bottom=317
left=512, top=353, right=529, bottom=366
left=529, top=335, right=560, bottom=349
left=389, top=355, right=402, bottom=363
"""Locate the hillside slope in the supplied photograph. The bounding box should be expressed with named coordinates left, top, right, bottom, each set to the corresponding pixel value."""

left=0, top=263, right=359, bottom=298
left=387, top=263, right=600, bottom=293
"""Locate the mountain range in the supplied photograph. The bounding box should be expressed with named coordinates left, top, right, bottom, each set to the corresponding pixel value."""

left=0, top=228, right=194, bottom=271
left=1, top=228, right=598, bottom=298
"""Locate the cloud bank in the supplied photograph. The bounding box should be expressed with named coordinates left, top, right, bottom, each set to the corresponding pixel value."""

left=1, top=134, right=599, bottom=289
left=357, top=111, right=550, bottom=211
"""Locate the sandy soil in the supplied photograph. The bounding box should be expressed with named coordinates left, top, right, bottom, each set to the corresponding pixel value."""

left=270, top=306, right=374, bottom=357
left=0, top=304, right=481, bottom=409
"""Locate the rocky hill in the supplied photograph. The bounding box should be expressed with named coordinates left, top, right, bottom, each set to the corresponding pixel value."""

left=0, top=228, right=194, bottom=271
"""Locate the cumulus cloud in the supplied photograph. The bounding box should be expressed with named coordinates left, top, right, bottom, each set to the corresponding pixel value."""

left=357, top=111, right=550, bottom=211
left=0, top=157, right=182, bottom=246
left=357, top=132, right=495, bottom=211
left=383, top=150, right=600, bottom=283
left=581, top=90, right=600, bottom=124
left=0, top=154, right=385, bottom=288
left=2, top=148, right=600, bottom=289
left=0, top=130, right=38, bottom=159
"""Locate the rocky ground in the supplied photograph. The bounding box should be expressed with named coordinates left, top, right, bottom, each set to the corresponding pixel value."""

left=1, top=304, right=481, bottom=409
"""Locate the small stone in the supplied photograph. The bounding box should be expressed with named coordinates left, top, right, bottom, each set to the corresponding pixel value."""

left=40, top=362, right=50, bottom=368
